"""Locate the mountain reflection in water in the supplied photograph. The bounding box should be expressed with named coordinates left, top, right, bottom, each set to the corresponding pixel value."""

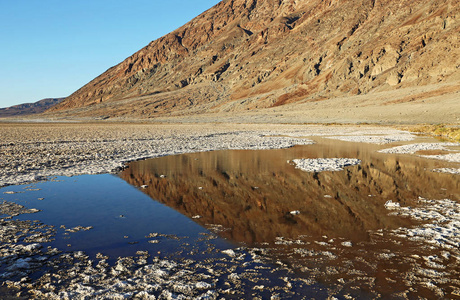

left=120, top=138, right=459, bottom=246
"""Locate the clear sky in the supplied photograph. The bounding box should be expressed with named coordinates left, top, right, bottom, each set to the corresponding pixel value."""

left=0, top=0, right=221, bottom=108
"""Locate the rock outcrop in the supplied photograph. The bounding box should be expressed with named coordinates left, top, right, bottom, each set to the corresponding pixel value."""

left=48, top=0, right=460, bottom=118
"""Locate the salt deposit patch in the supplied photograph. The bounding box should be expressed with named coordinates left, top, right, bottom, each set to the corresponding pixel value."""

left=278, top=128, right=414, bottom=142
left=384, top=200, right=400, bottom=209
left=386, top=197, right=460, bottom=255
left=433, top=168, right=460, bottom=175
left=379, top=143, right=459, bottom=154
left=420, top=152, right=460, bottom=163
left=292, top=158, right=361, bottom=172
left=381, top=197, right=460, bottom=296
left=326, top=134, right=414, bottom=144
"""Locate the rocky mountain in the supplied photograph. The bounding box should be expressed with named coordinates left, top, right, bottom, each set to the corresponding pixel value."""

left=0, top=98, right=64, bottom=118
left=48, top=0, right=460, bottom=119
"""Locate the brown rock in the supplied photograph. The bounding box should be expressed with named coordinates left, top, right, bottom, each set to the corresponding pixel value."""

left=47, top=0, right=460, bottom=119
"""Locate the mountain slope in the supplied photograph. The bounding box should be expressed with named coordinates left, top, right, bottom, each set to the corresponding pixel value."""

left=49, top=0, right=460, bottom=119
left=0, top=98, right=64, bottom=118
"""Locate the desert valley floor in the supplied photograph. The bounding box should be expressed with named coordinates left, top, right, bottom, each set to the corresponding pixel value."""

left=0, top=122, right=459, bottom=299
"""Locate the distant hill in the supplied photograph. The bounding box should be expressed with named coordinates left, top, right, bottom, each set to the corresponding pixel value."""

left=0, top=98, right=65, bottom=118
left=48, top=0, right=459, bottom=120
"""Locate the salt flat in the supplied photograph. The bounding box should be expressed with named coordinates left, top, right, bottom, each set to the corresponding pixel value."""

left=0, top=122, right=425, bottom=187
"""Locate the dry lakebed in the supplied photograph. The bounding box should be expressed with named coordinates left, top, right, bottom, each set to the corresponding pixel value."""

left=0, top=122, right=459, bottom=299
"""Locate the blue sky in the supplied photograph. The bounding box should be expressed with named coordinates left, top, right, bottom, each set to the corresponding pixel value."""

left=0, top=0, right=221, bottom=108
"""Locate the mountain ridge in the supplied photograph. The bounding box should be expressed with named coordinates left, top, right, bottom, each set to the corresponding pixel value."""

left=0, top=98, right=64, bottom=118
left=48, top=0, right=460, bottom=119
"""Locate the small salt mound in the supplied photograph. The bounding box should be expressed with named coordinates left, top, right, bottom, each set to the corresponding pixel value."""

left=292, top=158, right=361, bottom=172
left=221, top=249, right=236, bottom=257
left=384, top=200, right=400, bottom=209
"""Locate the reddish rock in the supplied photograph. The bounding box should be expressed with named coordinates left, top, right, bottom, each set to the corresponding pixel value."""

left=48, top=0, right=460, bottom=118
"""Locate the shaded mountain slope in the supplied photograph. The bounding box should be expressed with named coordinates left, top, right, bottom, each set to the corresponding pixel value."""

left=0, top=98, right=64, bottom=118
left=48, top=0, right=460, bottom=119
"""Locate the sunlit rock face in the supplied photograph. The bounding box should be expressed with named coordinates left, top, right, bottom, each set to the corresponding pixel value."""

left=49, top=0, right=460, bottom=118
left=120, top=140, right=460, bottom=245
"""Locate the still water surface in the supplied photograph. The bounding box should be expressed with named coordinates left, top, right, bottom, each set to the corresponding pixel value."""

left=4, top=175, right=234, bottom=262
left=123, top=138, right=458, bottom=243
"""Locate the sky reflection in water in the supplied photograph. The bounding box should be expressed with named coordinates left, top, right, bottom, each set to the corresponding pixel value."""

left=5, top=174, right=233, bottom=261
